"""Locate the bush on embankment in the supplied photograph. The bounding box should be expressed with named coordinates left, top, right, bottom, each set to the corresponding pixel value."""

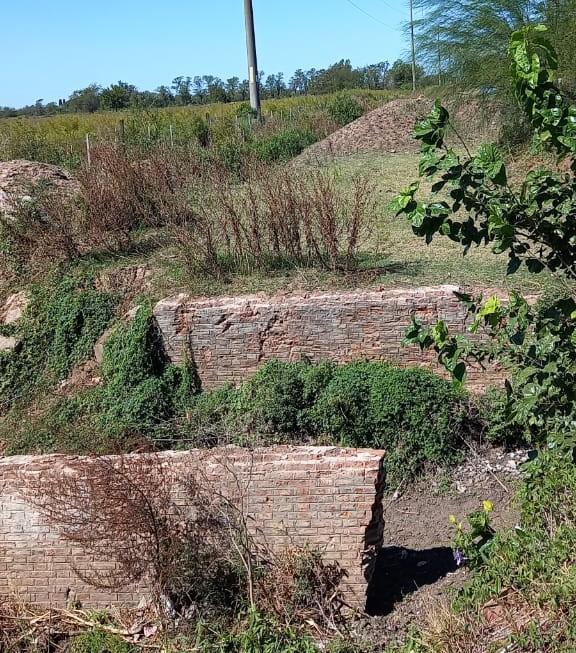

left=185, top=359, right=469, bottom=487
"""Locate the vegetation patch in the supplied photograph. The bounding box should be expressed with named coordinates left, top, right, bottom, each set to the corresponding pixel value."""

left=252, top=128, right=318, bottom=162
left=0, top=275, right=115, bottom=413
left=183, top=359, right=468, bottom=487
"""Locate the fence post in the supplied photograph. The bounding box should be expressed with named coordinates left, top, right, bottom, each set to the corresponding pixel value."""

left=85, top=134, right=91, bottom=169
left=118, top=119, right=125, bottom=145
left=169, top=124, right=174, bottom=148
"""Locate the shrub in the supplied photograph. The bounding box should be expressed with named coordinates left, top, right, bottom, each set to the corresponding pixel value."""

left=190, top=115, right=211, bottom=147
left=236, top=360, right=336, bottom=437
left=87, top=303, right=197, bottom=442
left=254, top=546, right=347, bottom=630
left=236, top=102, right=258, bottom=120
left=309, top=362, right=466, bottom=486
left=328, top=93, right=364, bottom=126
left=252, top=128, right=317, bottom=162
left=184, top=360, right=468, bottom=486
left=394, top=26, right=576, bottom=455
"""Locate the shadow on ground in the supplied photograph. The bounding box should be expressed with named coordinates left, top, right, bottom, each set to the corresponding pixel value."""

left=365, top=546, right=458, bottom=616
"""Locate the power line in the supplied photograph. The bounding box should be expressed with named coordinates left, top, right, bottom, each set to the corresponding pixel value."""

left=342, top=0, right=395, bottom=29
left=373, top=0, right=406, bottom=16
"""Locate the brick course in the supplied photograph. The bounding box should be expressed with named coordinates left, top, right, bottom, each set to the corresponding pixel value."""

left=154, top=285, right=502, bottom=391
left=0, top=446, right=384, bottom=609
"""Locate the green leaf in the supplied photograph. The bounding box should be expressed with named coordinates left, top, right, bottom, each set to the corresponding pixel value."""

left=473, top=144, right=507, bottom=185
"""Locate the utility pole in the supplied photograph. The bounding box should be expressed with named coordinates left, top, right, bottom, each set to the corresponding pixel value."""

left=243, top=0, right=262, bottom=118
left=409, top=0, right=417, bottom=92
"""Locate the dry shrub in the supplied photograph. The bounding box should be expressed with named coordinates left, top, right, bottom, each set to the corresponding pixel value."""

left=0, top=187, right=83, bottom=277
left=171, top=162, right=376, bottom=277
left=0, top=145, right=203, bottom=278
left=77, top=144, right=201, bottom=243
left=20, top=452, right=349, bottom=637
left=254, top=546, right=348, bottom=634
left=22, top=455, right=244, bottom=618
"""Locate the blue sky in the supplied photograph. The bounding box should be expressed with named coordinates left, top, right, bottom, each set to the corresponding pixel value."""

left=1, top=0, right=409, bottom=107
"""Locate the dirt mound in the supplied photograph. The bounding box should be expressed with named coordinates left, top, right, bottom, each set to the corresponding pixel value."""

left=0, top=159, right=78, bottom=214
left=299, top=97, right=434, bottom=162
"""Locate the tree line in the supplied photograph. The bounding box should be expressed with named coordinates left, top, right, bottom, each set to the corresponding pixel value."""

left=0, top=58, right=424, bottom=118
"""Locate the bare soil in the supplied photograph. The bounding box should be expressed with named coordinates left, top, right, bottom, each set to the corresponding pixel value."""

left=352, top=446, right=528, bottom=649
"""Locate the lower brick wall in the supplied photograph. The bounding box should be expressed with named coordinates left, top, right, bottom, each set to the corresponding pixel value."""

left=154, top=285, right=502, bottom=391
left=0, top=446, right=385, bottom=610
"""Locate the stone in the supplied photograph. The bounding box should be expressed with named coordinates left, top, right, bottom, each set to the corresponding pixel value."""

left=0, top=335, right=20, bottom=353
left=0, top=160, right=79, bottom=216
left=1, top=291, right=28, bottom=325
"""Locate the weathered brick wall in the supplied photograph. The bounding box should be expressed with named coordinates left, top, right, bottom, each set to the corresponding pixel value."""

left=154, top=285, right=502, bottom=391
left=0, top=446, right=385, bottom=609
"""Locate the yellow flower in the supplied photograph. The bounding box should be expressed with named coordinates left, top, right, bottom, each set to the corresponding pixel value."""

left=483, top=500, right=494, bottom=513
left=449, top=514, right=457, bottom=524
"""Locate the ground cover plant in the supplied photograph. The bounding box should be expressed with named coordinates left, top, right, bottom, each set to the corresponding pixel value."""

left=181, top=359, right=468, bottom=488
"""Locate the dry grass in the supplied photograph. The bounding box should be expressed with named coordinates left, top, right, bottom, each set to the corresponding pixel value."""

left=157, top=151, right=549, bottom=298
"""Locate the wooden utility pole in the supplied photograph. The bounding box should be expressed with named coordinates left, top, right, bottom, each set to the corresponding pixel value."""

left=243, top=0, right=262, bottom=118
left=409, top=0, right=417, bottom=92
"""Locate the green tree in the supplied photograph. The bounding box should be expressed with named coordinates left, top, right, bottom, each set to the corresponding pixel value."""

left=66, top=84, right=102, bottom=113
left=388, top=59, right=424, bottom=89
left=171, top=76, right=193, bottom=105
left=412, top=0, right=576, bottom=91
left=100, top=81, right=135, bottom=111
left=394, top=25, right=576, bottom=452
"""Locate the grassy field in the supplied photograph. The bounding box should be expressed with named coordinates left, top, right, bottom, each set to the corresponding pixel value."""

left=0, top=89, right=405, bottom=166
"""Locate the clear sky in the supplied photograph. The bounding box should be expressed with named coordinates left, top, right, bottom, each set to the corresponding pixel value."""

left=0, top=0, right=409, bottom=107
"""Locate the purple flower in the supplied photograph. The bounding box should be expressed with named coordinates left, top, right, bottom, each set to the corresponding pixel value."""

left=453, top=548, right=466, bottom=567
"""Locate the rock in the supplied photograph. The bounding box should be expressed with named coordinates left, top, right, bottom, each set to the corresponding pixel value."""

left=93, top=331, right=110, bottom=365
left=0, top=160, right=79, bottom=215
left=1, top=292, right=28, bottom=325
left=0, top=335, right=20, bottom=353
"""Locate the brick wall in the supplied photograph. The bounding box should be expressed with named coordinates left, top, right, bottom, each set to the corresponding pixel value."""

left=0, top=446, right=385, bottom=609
left=154, top=285, right=502, bottom=391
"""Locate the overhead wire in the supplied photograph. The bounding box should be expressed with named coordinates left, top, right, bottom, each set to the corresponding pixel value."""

left=342, top=0, right=397, bottom=29
left=373, top=0, right=406, bottom=16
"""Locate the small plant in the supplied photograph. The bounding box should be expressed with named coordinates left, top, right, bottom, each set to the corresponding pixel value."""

left=69, top=631, right=135, bottom=653
left=328, top=93, right=364, bottom=127
left=450, top=500, right=496, bottom=569
left=197, top=608, right=319, bottom=653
